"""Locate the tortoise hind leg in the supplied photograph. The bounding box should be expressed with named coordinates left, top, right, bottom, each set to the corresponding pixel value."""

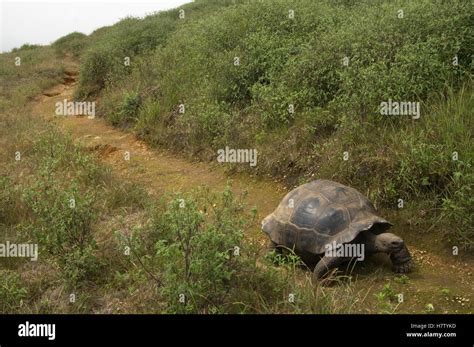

left=312, top=255, right=349, bottom=281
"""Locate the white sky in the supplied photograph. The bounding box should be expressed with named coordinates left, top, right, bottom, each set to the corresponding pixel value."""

left=0, top=0, right=191, bottom=52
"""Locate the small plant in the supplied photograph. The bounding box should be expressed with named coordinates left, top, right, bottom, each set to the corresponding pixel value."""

left=264, top=247, right=304, bottom=268
left=0, top=271, right=28, bottom=313
left=118, top=91, right=142, bottom=124
left=425, top=303, right=435, bottom=313
left=374, top=283, right=398, bottom=314
left=441, top=288, right=451, bottom=296
left=394, top=275, right=410, bottom=285
left=59, top=245, right=103, bottom=288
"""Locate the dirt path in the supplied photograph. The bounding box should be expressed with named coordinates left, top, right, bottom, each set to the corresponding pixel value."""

left=31, top=59, right=473, bottom=314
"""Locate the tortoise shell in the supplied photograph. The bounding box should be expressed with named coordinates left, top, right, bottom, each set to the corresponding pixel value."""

left=262, top=180, right=392, bottom=255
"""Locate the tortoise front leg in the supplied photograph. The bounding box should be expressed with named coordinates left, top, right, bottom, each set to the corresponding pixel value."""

left=390, top=244, right=413, bottom=273
left=312, top=255, right=349, bottom=281
left=366, top=232, right=413, bottom=273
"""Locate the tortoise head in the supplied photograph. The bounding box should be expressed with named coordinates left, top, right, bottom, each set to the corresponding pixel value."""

left=374, top=232, right=413, bottom=273
left=373, top=232, right=406, bottom=253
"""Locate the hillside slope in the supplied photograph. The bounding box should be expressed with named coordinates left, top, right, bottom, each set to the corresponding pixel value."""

left=68, top=0, right=472, bottom=250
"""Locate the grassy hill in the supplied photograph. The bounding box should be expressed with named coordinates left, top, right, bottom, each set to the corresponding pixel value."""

left=69, top=0, right=472, bottom=249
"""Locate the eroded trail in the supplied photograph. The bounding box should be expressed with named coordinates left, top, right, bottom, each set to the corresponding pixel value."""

left=32, top=60, right=473, bottom=313
left=34, top=63, right=285, bottom=222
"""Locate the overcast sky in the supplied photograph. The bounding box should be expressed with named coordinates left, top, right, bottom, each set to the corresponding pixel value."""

left=0, top=0, right=191, bottom=52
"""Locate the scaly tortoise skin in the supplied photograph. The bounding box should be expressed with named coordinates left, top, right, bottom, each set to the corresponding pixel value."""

left=262, top=180, right=413, bottom=280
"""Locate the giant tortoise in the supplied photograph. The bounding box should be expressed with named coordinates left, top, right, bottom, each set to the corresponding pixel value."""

left=262, top=180, right=413, bottom=280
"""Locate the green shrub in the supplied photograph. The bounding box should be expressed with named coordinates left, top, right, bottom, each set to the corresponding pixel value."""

left=0, top=270, right=28, bottom=313
left=114, top=91, right=142, bottom=126
left=20, top=129, right=107, bottom=288
left=23, top=178, right=102, bottom=286
left=149, top=187, right=245, bottom=313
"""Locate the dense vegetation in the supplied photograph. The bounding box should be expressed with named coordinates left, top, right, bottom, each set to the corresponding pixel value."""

left=72, top=0, right=472, bottom=249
